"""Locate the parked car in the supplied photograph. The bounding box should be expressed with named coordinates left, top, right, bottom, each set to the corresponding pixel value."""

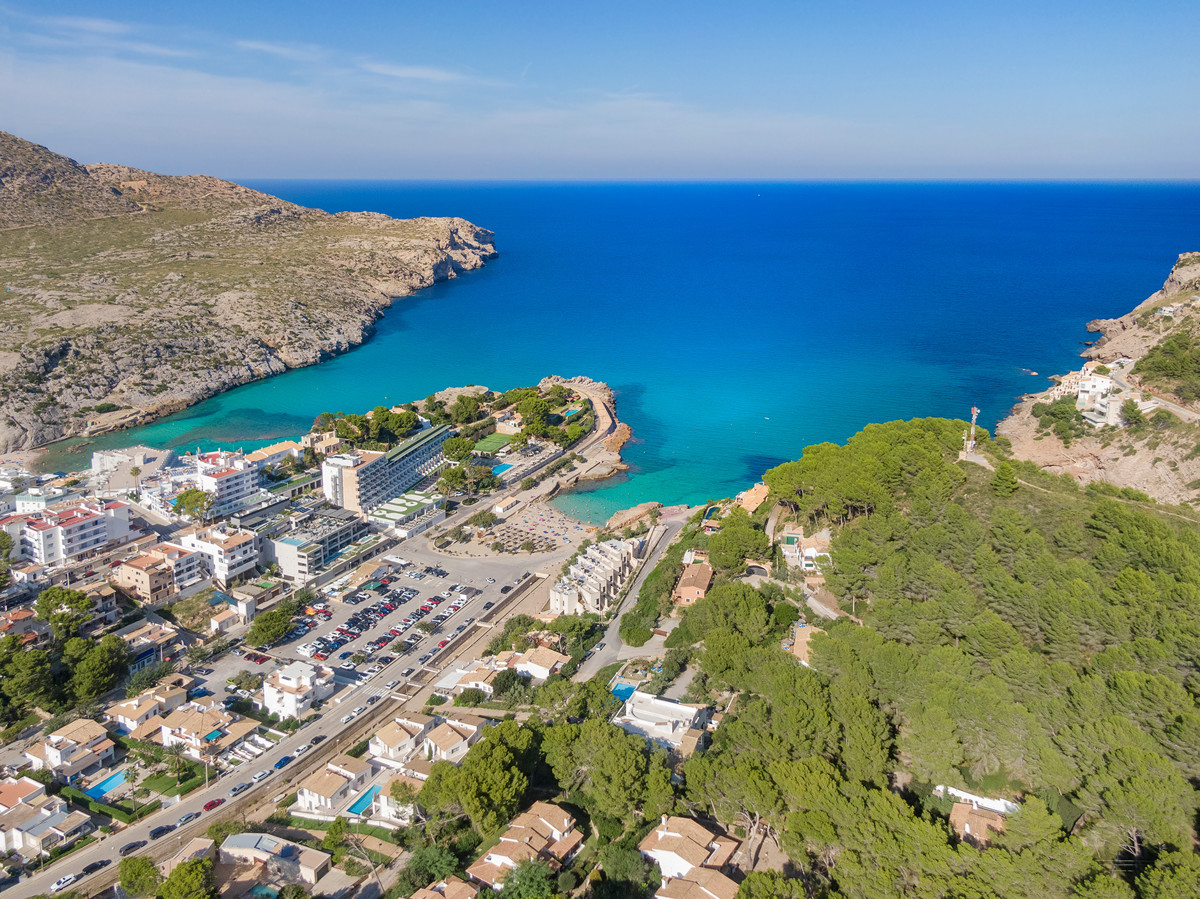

left=119, top=840, right=147, bottom=856
left=274, top=755, right=294, bottom=770
left=50, top=875, right=76, bottom=893
left=81, top=859, right=111, bottom=875
left=311, top=734, right=327, bottom=745
left=252, top=770, right=271, bottom=783
left=385, top=680, right=400, bottom=689
left=149, top=824, right=176, bottom=840
left=177, top=811, right=201, bottom=826
left=296, top=743, right=311, bottom=755
left=401, top=667, right=415, bottom=677
left=367, top=696, right=379, bottom=705
left=341, top=713, right=355, bottom=724
left=227, top=782, right=250, bottom=797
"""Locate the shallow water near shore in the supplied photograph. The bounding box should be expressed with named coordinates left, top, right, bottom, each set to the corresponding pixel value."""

left=36, top=182, right=1200, bottom=522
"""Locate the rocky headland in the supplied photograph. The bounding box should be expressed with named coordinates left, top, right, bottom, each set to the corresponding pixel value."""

left=999, top=252, right=1200, bottom=504
left=0, top=131, right=497, bottom=452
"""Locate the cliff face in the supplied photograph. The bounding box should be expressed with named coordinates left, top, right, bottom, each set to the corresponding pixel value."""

left=998, top=252, right=1200, bottom=504
left=0, top=133, right=497, bottom=452
left=1082, top=251, right=1200, bottom=362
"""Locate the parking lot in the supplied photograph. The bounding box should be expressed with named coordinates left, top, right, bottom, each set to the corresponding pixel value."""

left=185, top=531, right=580, bottom=716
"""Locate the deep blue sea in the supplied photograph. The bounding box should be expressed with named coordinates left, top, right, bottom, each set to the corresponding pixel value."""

left=37, top=183, right=1200, bottom=522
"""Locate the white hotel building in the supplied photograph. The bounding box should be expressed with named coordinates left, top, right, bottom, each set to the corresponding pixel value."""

left=180, top=524, right=259, bottom=587
left=0, top=500, right=132, bottom=568
left=194, top=450, right=262, bottom=517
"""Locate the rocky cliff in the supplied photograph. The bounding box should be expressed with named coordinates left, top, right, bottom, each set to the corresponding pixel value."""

left=998, top=252, right=1200, bottom=504
left=0, top=132, right=497, bottom=452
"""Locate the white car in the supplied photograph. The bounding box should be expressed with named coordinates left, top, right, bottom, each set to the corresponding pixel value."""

left=341, top=713, right=355, bottom=724
left=50, top=875, right=76, bottom=894
left=352, top=706, right=366, bottom=715
left=252, top=770, right=271, bottom=783
left=486, top=577, right=495, bottom=584
left=296, top=743, right=311, bottom=755
left=385, top=680, right=400, bottom=689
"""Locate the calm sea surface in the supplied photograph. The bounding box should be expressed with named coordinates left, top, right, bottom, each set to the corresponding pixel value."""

left=37, top=182, right=1200, bottom=522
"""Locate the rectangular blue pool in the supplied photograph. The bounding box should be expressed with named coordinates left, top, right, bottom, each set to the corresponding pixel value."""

left=492, top=463, right=513, bottom=475
left=348, top=784, right=381, bottom=815
left=612, top=683, right=636, bottom=701
left=85, top=769, right=126, bottom=800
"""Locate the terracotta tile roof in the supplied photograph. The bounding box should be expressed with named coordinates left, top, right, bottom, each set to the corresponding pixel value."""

left=658, top=868, right=738, bottom=899
left=674, top=563, right=713, bottom=595
left=949, top=803, right=1007, bottom=844
left=0, top=778, right=42, bottom=810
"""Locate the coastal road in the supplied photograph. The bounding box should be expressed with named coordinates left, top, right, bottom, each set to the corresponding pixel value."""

left=573, top=510, right=687, bottom=681
left=1109, top=366, right=1200, bottom=424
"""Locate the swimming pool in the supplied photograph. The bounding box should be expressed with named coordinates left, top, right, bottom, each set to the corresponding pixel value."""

left=85, top=769, right=126, bottom=800
left=612, top=683, right=636, bottom=701
left=492, top=463, right=513, bottom=475
left=248, top=886, right=279, bottom=899
left=348, top=784, right=381, bottom=815
left=564, top=409, right=580, bottom=417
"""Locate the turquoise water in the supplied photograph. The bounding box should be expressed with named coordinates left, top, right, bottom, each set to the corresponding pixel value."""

left=564, top=409, right=580, bottom=417
left=37, top=183, right=1200, bottom=522
left=248, top=886, right=279, bottom=899
left=492, top=463, right=514, bottom=475
left=85, top=769, right=126, bottom=799
left=348, top=784, right=381, bottom=815
left=612, top=683, right=636, bottom=701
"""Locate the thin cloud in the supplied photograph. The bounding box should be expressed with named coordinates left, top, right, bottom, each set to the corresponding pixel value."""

left=235, top=39, right=324, bottom=63
left=360, top=61, right=467, bottom=83
left=38, top=16, right=131, bottom=35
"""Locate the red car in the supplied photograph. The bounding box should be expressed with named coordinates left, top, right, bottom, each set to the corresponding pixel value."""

left=438, top=639, right=450, bottom=648
left=203, top=798, right=225, bottom=811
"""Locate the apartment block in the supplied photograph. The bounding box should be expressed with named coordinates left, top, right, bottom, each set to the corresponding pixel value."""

left=194, top=450, right=262, bottom=517
left=180, top=524, right=259, bottom=587
left=267, top=507, right=368, bottom=584
left=0, top=500, right=132, bottom=568
left=115, top=542, right=204, bottom=605
left=322, top=425, right=450, bottom=513
left=550, top=537, right=640, bottom=615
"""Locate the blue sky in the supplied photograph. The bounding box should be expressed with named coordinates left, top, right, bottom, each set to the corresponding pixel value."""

left=3, top=1, right=1199, bottom=179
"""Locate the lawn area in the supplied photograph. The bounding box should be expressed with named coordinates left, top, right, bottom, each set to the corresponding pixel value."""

left=474, top=432, right=512, bottom=454
left=143, top=773, right=177, bottom=794
left=144, top=764, right=213, bottom=797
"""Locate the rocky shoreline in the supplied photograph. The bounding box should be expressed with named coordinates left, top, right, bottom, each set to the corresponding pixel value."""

left=997, top=252, right=1200, bottom=503
left=0, top=131, right=497, bottom=453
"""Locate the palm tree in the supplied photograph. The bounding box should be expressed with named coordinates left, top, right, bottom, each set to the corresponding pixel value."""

left=164, top=743, right=189, bottom=778
left=129, top=466, right=141, bottom=496
left=125, top=767, right=141, bottom=816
